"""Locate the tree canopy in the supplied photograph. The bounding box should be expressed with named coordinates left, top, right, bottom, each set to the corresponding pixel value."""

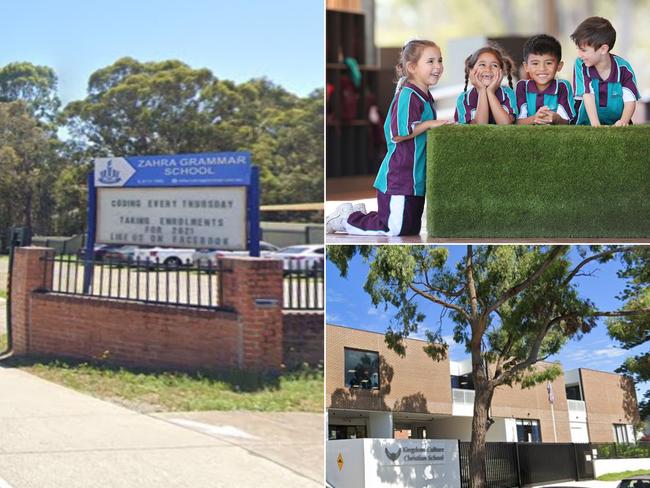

left=0, top=57, right=322, bottom=244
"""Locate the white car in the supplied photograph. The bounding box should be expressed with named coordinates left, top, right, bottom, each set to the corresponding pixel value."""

left=193, top=241, right=280, bottom=265
left=133, top=247, right=196, bottom=267
left=273, top=245, right=324, bottom=272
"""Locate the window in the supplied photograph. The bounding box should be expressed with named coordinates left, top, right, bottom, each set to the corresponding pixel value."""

left=451, top=374, right=474, bottom=390
left=329, top=425, right=367, bottom=440
left=516, top=419, right=541, bottom=443
left=565, top=385, right=582, bottom=400
left=345, top=348, right=379, bottom=390
left=614, top=424, right=630, bottom=444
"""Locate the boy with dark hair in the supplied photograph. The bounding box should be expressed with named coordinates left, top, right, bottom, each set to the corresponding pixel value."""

left=571, top=16, right=640, bottom=126
left=516, top=34, right=575, bottom=125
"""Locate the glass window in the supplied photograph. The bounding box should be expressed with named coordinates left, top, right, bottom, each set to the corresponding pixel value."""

left=329, top=425, right=367, bottom=440
left=451, top=374, right=474, bottom=390
left=516, top=419, right=541, bottom=443
left=614, top=424, right=630, bottom=444
left=565, top=385, right=582, bottom=400
left=345, top=348, right=379, bottom=390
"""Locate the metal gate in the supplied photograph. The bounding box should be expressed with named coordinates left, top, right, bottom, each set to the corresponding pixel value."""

left=459, top=442, right=594, bottom=488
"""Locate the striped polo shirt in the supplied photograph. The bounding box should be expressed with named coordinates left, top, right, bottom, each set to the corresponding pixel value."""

left=515, top=79, right=576, bottom=122
left=373, top=81, right=436, bottom=196
left=573, top=54, right=640, bottom=125
left=454, top=86, right=517, bottom=124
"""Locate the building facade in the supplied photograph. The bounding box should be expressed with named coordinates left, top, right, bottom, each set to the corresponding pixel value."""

left=327, top=324, right=638, bottom=444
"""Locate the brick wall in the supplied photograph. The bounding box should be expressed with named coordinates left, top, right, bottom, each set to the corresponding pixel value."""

left=283, top=311, right=324, bottom=368
left=326, top=324, right=453, bottom=414
left=580, top=368, right=639, bottom=442
left=10, top=248, right=288, bottom=372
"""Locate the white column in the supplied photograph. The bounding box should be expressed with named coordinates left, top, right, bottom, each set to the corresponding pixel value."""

left=368, top=412, right=393, bottom=438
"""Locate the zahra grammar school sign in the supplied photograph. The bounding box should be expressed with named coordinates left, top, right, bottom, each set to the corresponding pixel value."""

left=89, top=152, right=259, bottom=251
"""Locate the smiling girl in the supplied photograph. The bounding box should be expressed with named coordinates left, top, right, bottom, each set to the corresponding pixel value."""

left=326, top=39, right=453, bottom=236
left=455, top=44, right=517, bottom=125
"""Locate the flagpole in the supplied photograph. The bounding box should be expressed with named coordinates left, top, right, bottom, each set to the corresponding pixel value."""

left=547, top=381, right=557, bottom=442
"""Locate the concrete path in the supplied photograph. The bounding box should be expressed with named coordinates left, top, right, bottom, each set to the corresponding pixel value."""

left=155, top=411, right=323, bottom=485
left=0, top=366, right=322, bottom=487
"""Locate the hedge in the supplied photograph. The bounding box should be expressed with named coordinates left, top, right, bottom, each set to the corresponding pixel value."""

left=426, top=125, right=650, bottom=238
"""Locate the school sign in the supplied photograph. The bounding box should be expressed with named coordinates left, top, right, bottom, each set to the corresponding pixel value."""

left=84, top=151, right=260, bottom=289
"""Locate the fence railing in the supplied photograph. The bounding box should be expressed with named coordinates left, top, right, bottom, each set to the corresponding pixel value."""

left=41, top=253, right=229, bottom=310
left=283, top=259, right=324, bottom=310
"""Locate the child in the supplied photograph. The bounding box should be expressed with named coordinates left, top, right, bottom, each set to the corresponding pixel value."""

left=326, top=39, right=453, bottom=236
left=455, top=44, right=517, bottom=125
left=571, top=16, right=640, bottom=126
left=516, top=34, right=575, bottom=125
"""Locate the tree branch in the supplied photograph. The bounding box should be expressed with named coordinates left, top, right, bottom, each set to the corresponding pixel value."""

left=407, top=284, right=471, bottom=321
left=563, top=246, right=634, bottom=286
left=485, top=246, right=568, bottom=317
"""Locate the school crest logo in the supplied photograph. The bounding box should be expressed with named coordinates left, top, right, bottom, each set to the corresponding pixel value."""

left=98, top=160, right=121, bottom=184
left=385, top=446, right=402, bottom=462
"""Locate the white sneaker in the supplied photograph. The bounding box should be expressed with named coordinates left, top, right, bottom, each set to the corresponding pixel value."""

left=352, top=203, right=367, bottom=214
left=326, top=203, right=353, bottom=233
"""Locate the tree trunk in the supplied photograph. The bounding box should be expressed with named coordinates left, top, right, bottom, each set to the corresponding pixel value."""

left=469, top=381, right=494, bottom=488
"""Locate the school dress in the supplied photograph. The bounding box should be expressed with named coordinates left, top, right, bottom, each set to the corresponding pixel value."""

left=573, top=54, right=640, bottom=125
left=515, top=79, right=576, bottom=123
left=345, top=81, right=435, bottom=236
left=454, top=86, right=517, bottom=124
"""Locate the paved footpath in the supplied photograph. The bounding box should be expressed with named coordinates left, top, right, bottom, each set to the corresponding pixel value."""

left=0, top=366, right=322, bottom=487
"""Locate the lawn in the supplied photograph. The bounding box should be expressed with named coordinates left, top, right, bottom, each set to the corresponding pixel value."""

left=13, top=357, right=323, bottom=413
left=0, top=334, right=6, bottom=353
left=426, top=125, right=650, bottom=238
left=597, top=469, right=650, bottom=481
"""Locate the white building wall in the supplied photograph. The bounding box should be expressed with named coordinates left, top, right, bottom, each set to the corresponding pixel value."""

left=570, top=421, right=590, bottom=443
left=368, top=411, right=393, bottom=438
left=594, top=458, right=650, bottom=477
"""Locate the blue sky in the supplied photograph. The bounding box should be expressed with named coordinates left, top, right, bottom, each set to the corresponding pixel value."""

left=327, top=246, right=648, bottom=400
left=0, top=1, right=324, bottom=105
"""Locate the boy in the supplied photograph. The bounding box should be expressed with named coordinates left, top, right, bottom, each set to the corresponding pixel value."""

left=571, top=16, right=640, bottom=126
left=516, top=34, right=575, bottom=125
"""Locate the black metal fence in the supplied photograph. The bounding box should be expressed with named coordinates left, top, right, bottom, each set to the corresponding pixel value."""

left=41, top=253, right=229, bottom=310
left=459, top=442, right=594, bottom=488
left=283, top=259, right=324, bottom=310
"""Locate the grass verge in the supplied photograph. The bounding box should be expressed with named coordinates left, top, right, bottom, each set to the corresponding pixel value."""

left=0, top=334, right=6, bottom=354
left=0, top=289, right=6, bottom=299
left=597, top=469, right=650, bottom=481
left=8, top=356, right=323, bottom=413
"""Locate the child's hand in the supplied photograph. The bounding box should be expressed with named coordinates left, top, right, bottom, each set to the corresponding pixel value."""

left=534, top=106, right=553, bottom=125
left=469, top=68, right=485, bottom=91
left=487, top=69, right=503, bottom=93
left=613, top=119, right=629, bottom=127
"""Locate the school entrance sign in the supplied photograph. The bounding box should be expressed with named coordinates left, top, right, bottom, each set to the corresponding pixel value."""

left=84, top=151, right=260, bottom=291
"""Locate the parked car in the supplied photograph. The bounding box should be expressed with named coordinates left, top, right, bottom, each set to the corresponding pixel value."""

left=618, top=476, right=650, bottom=488
left=103, top=245, right=146, bottom=264
left=193, top=241, right=280, bottom=265
left=231, top=241, right=279, bottom=257
left=78, top=244, right=123, bottom=262
left=133, top=247, right=196, bottom=267
left=192, top=248, right=232, bottom=266
left=273, top=244, right=324, bottom=272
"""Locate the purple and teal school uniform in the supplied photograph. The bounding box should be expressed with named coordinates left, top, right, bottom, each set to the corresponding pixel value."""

left=346, top=81, right=435, bottom=236
left=573, top=54, right=640, bottom=125
left=515, top=79, right=575, bottom=122
left=454, top=86, right=517, bottom=124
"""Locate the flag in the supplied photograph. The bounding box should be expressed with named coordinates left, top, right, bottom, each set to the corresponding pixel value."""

left=547, top=381, right=555, bottom=404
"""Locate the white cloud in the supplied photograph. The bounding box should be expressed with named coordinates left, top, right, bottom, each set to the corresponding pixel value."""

left=593, top=348, right=627, bottom=358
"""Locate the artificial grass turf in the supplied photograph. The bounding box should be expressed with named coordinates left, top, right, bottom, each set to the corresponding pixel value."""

left=426, top=125, right=650, bottom=238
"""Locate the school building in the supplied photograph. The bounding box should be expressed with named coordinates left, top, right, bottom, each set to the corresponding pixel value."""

left=326, top=324, right=639, bottom=445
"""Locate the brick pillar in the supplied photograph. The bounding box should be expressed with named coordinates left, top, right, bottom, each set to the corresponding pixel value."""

left=219, top=256, right=283, bottom=371
left=10, top=247, right=53, bottom=354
